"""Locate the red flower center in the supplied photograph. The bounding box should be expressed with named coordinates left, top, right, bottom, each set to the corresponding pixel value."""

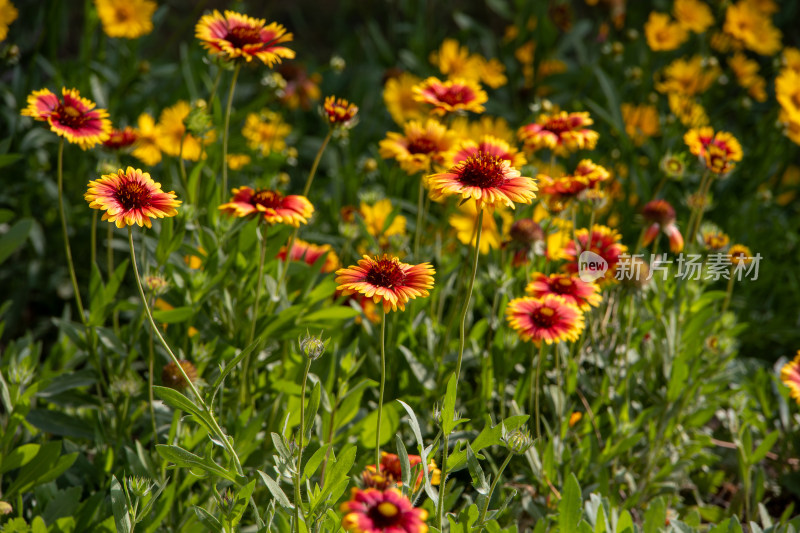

left=530, top=306, right=557, bottom=328
left=431, top=85, right=473, bottom=106
left=365, top=258, right=407, bottom=289
left=57, top=104, right=88, bottom=128
left=227, top=26, right=263, bottom=48
left=455, top=153, right=507, bottom=188
left=642, top=200, right=675, bottom=224
left=367, top=502, right=402, bottom=528
left=407, top=136, right=438, bottom=155
left=252, top=190, right=284, bottom=209
left=117, top=180, right=152, bottom=210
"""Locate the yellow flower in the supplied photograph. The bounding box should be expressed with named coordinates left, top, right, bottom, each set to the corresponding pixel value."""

left=132, top=112, right=162, bottom=166
left=668, top=94, right=709, bottom=127
left=744, top=0, right=778, bottom=14
left=95, top=0, right=156, bottom=39
left=728, top=52, right=767, bottom=102
left=241, top=110, right=291, bottom=155
left=413, top=76, right=488, bottom=116
left=479, top=58, right=508, bottom=89
left=655, top=56, right=719, bottom=96
left=775, top=165, right=800, bottom=206
left=156, top=101, right=215, bottom=161
left=783, top=47, right=800, bottom=73
left=360, top=199, right=406, bottom=241
left=644, top=12, right=688, bottom=51
left=673, top=0, right=714, bottom=33
left=383, top=72, right=425, bottom=126
left=0, top=0, right=18, bottom=41
left=620, top=103, right=660, bottom=145
left=723, top=1, right=782, bottom=56
left=781, top=112, right=800, bottom=146
left=226, top=153, right=251, bottom=170
left=430, top=39, right=507, bottom=89
left=450, top=115, right=515, bottom=144
left=777, top=68, right=800, bottom=121
left=449, top=202, right=512, bottom=255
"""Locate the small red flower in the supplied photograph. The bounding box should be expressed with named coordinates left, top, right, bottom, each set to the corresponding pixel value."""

left=526, top=273, right=602, bottom=310
left=323, top=95, right=359, bottom=128
left=341, top=488, right=429, bottom=533
left=563, top=225, right=628, bottom=285
left=21, top=87, right=112, bottom=149
left=641, top=199, right=684, bottom=252
left=103, top=126, right=138, bottom=150
left=218, top=187, right=313, bottom=227
left=506, top=294, right=585, bottom=345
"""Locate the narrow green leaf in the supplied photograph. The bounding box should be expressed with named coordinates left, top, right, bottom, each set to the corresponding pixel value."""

left=0, top=218, right=33, bottom=265
left=152, top=306, right=194, bottom=323
left=303, top=444, right=331, bottom=481
left=258, top=470, right=294, bottom=510
left=193, top=506, right=223, bottom=532
left=303, top=381, right=321, bottom=444
left=616, top=510, right=634, bottom=533
left=558, top=474, right=582, bottom=533
left=441, top=373, right=457, bottom=434
left=110, top=475, right=131, bottom=533
left=155, top=444, right=239, bottom=483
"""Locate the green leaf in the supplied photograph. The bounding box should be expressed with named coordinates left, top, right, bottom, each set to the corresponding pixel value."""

left=155, top=444, right=240, bottom=483
left=5, top=441, right=76, bottom=497
left=258, top=470, right=294, bottom=510
left=209, top=339, right=262, bottom=404
left=303, top=444, right=331, bottom=482
left=466, top=443, right=489, bottom=495
left=395, top=435, right=412, bottom=496
left=558, top=474, right=582, bottom=533
left=194, top=506, right=223, bottom=532
left=152, top=306, right=194, bottom=323
left=359, top=403, right=400, bottom=448
left=303, top=381, right=321, bottom=444
left=616, top=510, right=634, bottom=533
left=448, top=415, right=528, bottom=471
left=667, top=354, right=689, bottom=403
left=643, top=497, right=666, bottom=533
left=442, top=373, right=457, bottom=434
left=320, top=445, right=356, bottom=499
left=0, top=443, right=40, bottom=474
left=750, top=430, right=779, bottom=464
left=153, top=386, right=217, bottom=437
left=230, top=479, right=256, bottom=527
left=110, top=476, right=132, bottom=533
left=0, top=218, right=33, bottom=265
left=0, top=153, right=23, bottom=168
left=302, top=306, right=361, bottom=323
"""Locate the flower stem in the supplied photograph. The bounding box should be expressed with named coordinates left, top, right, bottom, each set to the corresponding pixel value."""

left=303, top=129, right=333, bottom=198
left=91, top=210, right=98, bottom=268
left=294, top=357, right=312, bottom=533
left=242, top=221, right=268, bottom=405
left=413, top=174, right=425, bottom=259
left=531, top=342, right=544, bottom=441
left=454, top=206, right=483, bottom=382
left=722, top=268, right=736, bottom=313
left=436, top=433, right=450, bottom=529
left=375, top=308, right=387, bottom=469
left=57, top=139, right=86, bottom=324
left=222, top=62, right=241, bottom=196
left=477, top=452, right=513, bottom=530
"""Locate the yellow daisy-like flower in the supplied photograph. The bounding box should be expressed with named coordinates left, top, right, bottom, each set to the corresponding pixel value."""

left=777, top=68, right=800, bottom=121
left=428, top=151, right=537, bottom=210
left=727, top=244, right=753, bottom=265
left=378, top=119, right=457, bottom=175
left=644, top=12, right=689, bottom=51
left=780, top=352, right=800, bottom=405
left=430, top=39, right=483, bottom=82
left=0, top=0, right=18, bottom=41
left=413, top=77, right=488, bottom=116
left=156, top=101, right=214, bottom=161
left=226, top=153, right=251, bottom=170
left=85, top=167, right=180, bottom=228
left=518, top=111, right=599, bottom=155
left=360, top=199, right=407, bottom=242
left=447, top=134, right=527, bottom=169
left=723, top=0, right=782, bottom=56
left=21, top=87, right=112, bottom=150
left=620, top=103, right=660, bottom=145
left=655, top=56, right=720, bottom=96
left=195, top=10, right=295, bottom=66
left=383, top=71, right=426, bottom=126
left=728, top=52, right=767, bottom=102
left=95, top=0, right=156, bottom=39
left=132, top=112, right=162, bottom=166
left=241, top=110, right=291, bottom=155
left=673, top=0, right=714, bottom=33
left=684, top=127, right=743, bottom=174
left=506, top=294, right=585, bottom=345
left=783, top=48, right=800, bottom=73
left=219, top=187, right=313, bottom=227
left=668, top=94, right=709, bottom=127
left=323, top=95, right=358, bottom=128
left=450, top=115, right=516, bottom=144
left=335, top=255, right=435, bottom=313
left=449, top=202, right=512, bottom=255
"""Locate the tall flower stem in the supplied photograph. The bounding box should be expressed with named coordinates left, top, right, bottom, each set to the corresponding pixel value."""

left=722, top=268, right=736, bottom=313
left=242, top=221, right=268, bottom=405
left=622, top=291, right=635, bottom=409
left=691, top=173, right=715, bottom=240
left=413, top=173, right=426, bottom=258
left=531, top=342, right=545, bottom=441
left=454, top=206, right=484, bottom=381
left=436, top=434, right=450, bottom=529
left=375, top=308, right=387, bottom=469
left=269, top=130, right=333, bottom=310
left=477, top=452, right=514, bottom=530
left=91, top=210, right=98, bottom=267
left=221, top=62, right=242, bottom=196
left=686, top=170, right=710, bottom=245
left=108, top=224, right=119, bottom=334
left=294, top=357, right=312, bottom=533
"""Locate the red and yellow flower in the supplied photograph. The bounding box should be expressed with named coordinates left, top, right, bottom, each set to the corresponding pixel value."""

left=323, top=95, right=359, bottom=128
left=341, top=488, right=428, bottom=533
left=218, top=187, right=313, bottom=227
left=641, top=199, right=684, bottom=253
left=684, top=127, right=743, bottom=174
left=506, top=294, right=585, bottom=345
left=85, top=167, right=181, bottom=229
left=102, top=126, right=138, bottom=150
left=699, top=224, right=730, bottom=251
left=447, top=135, right=526, bottom=169
left=413, top=76, right=488, bottom=116
left=517, top=111, right=598, bottom=155
left=21, top=87, right=112, bottom=149
left=526, top=273, right=602, bottom=311
left=728, top=244, right=753, bottom=265
left=277, top=239, right=339, bottom=273
left=335, top=255, right=435, bottom=313
left=427, top=151, right=537, bottom=209
left=563, top=225, right=628, bottom=284
left=379, top=119, right=457, bottom=175
left=780, top=352, right=800, bottom=405
left=195, top=10, right=295, bottom=66
left=363, top=452, right=441, bottom=491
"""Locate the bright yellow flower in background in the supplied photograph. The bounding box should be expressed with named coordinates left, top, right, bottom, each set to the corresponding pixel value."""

left=777, top=68, right=800, bottom=120
left=430, top=39, right=507, bottom=89
left=673, top=0, right=714, bottom=33
left=450, top=115, right=516, bottom=144
left=156, top=101, right=214, bottom=161
left=644, top=12, right=688, bottom=51
left=95, top=0, right=156, bottom=39
left=621, top=103, right=660, bottom=145
left=728, top=52, right=767, bottom=102
left=241, top=110, right=291, bottom=155
left=0, top=0, right=18, bottom=41
left=668, top=94, right=709, bottom=127
left=413, top=76, right=488, bottom=116
left=132, top=112, right=162, bottom=166
left=449, top=202, right=513, bottom=254
left=360, top=199, right=407, bottom=242
left=783, top=48, right=800, bottom=73
left=383, top=72, right=425, bottom=125
left=781, top=352, right=800, bottom=406
left=723, top=0, right=782, bottom=56
left=226, top=153, right=251, bottom=170
left=655, top=56, right=719, bottom=96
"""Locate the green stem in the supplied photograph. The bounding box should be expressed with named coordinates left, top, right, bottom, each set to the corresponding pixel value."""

left=91, top=210, right=97, bottom=268
left=623, top=291, right=635, bottom=409
left=454, top=206, right=484, bottom=382
left=436, top=433, right=450, bottom=529
left=222, top=63, right=241, bottom=196
left=303, top=128, right=333, bottom=198
left=691, top=172, right=715, bottom=240
left=532, top=342, right=544, bottom=441
left=722, top=268, right=736, bottom=313
left=57, top=139, right=86, bottom=324
left=413, top=174, right=425, bottom=259
left=242, top=221, right=268, bottom=404
left=294, top=357, right=312, bottom=533
left=108, top=223, right=119, bottom=334
left=477, top=452, right=514, bottom=530
left=686, top=170, right=710, bottom=245
left=375, top=308, right=387, bottom=469
left=149, top=318, right=157, bottom=444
